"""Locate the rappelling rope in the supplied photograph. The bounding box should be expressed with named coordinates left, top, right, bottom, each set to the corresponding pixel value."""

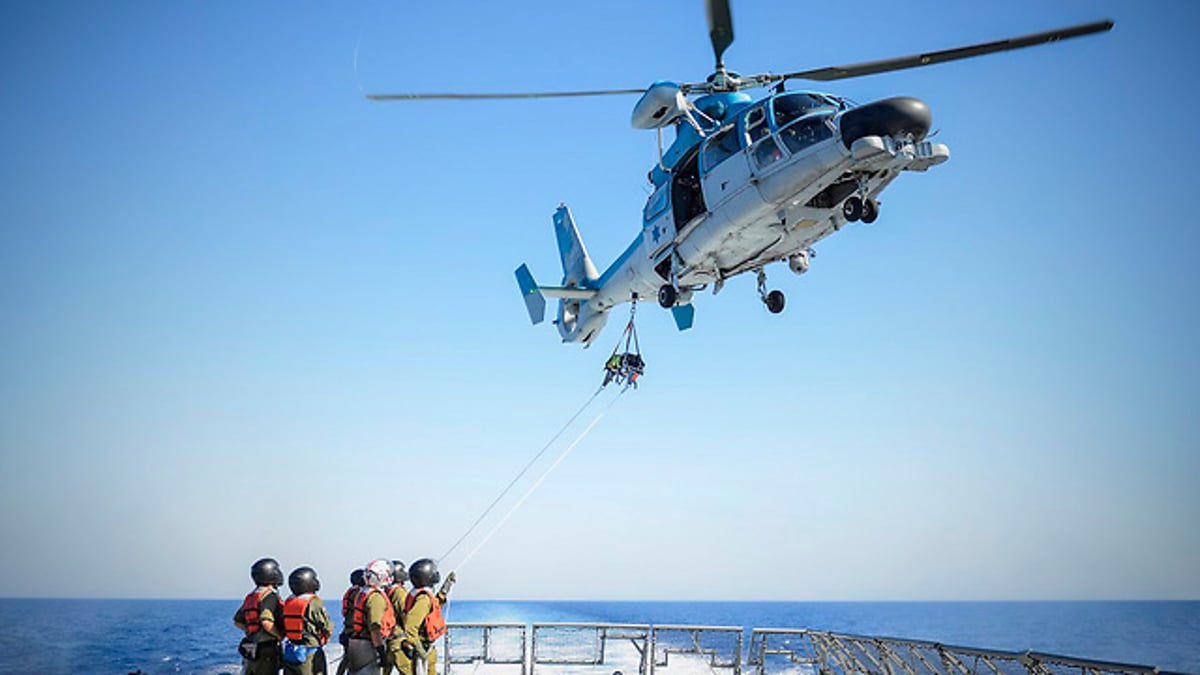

left=609, top=296, right=640, bottom=360
left=440, top=386, right=607, bottom=563
left=450, top=386, right=628, bottom=572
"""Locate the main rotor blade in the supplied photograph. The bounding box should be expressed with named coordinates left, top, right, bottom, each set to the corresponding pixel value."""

left=778, top=20, right=1113, bottom=83
left=366, top=88, right=646, bottom=101
left=706, top=0, right=734, bottom=67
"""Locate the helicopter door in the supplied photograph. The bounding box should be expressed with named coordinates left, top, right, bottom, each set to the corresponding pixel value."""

left=670, top=147, right=704, bottom=230
left=700, top=124, right=744, bottom=208
left=700, top=124, right=753, bottom=210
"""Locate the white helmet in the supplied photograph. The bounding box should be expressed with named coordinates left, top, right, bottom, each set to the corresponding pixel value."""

left=365, top=558, right=393, bottom=588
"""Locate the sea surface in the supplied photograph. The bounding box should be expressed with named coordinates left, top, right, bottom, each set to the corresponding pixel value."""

left=0, top=599, right=1194, bottom=675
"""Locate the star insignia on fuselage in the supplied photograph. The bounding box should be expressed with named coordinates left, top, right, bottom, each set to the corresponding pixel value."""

left=651, top=225, right=662, bottom=243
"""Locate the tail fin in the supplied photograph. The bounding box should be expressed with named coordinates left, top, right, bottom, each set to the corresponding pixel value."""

left=513, top=205, right=609, bottom=345
left=553, top=205, right=600, bottom=287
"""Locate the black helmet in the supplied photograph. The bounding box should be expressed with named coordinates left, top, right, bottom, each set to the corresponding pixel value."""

left=391, top=560, right=408, bottom=585
left=251, top=558, right=284, bottom=587
left=288, top=566, right=320, bottom=595
left=349, top=568, right=365, bottom=587
left=408, top=558, right=440, bottom=588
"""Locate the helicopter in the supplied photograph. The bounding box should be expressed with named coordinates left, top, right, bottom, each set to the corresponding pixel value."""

left=368, top=1, right=1112, bottom=347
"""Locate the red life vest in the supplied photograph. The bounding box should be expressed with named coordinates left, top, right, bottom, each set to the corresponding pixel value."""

left=341, top=586, right=361, bottom=622
left=241, top=587, right=276, bottom=634
left=282, top=594, right=314, bottom=642
left=352, top=587, right=395, bottom=638
left=403, top=588, right=447, bottom=643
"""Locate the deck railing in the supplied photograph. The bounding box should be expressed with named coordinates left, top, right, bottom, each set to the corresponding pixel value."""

left=441, top=623, right=1167, bottom=675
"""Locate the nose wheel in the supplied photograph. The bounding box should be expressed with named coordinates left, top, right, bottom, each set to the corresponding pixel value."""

left=757, top=270, right=786, bottom=314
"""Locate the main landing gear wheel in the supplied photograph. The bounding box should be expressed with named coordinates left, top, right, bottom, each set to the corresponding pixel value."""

left=842, top=196, right=863, bottom=222
left=657, top=284, right=677, bottom=308
left=765, top=290, right=786, bottom=314
left=861, top=198, right=879, bottom=224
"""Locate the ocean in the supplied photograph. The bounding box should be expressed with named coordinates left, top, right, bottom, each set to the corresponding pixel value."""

left=0, top=599, right=1194, bottom=674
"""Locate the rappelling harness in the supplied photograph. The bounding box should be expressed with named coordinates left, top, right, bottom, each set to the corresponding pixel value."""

left=603, top=296, right=645, bottom=389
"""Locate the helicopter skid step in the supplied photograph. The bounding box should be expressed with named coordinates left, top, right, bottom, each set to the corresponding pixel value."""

left=849, top=135, right=950, bottom=172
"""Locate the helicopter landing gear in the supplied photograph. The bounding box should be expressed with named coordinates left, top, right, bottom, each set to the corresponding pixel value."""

left=842, top=196, right=863, bottom=222
left=842, top=196, right=880, bottom=223
left=657, top=284, right=678, bottom=308
left=756, top=269, right=786, bottom=314
left=862, top=198, right=879, bottom=224
left=765, top=290, right=786, bottom=314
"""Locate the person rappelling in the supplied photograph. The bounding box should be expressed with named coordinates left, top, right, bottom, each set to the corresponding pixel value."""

left=602, top=295, right=645, bottom=389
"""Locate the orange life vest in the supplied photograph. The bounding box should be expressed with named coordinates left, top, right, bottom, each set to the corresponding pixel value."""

left=352, top=587, right=396, bottom=638
left=403, top=588, right=447, bottom=643
left=341, top=586, right=361, bottom=621
left=282, top=594, right=314, bottom=642
left=241, top=587, right=276, bottom=634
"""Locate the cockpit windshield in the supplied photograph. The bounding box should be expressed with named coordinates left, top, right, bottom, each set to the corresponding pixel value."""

left=772, top=93, right=838, bottom=128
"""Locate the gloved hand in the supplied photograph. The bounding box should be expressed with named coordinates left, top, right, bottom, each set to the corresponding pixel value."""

left=439, top=571, right=457, bottom=595
left=376, top=645, right=388, bottom=665
left=408, top=639, right=429, bottom=660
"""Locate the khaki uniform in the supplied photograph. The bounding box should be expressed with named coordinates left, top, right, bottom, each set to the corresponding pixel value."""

left=234, top=587, right=283, bottom=675
left=348, top=589, right=394, bottom=675
left=284, top=595, right=335, bottom=675
left=402, top=591, right=446, bottom=675
left=384, top=585, right=411, bottom=675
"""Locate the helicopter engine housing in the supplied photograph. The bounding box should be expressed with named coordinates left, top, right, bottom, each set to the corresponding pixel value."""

left=631, top=82, right=689, bottom=130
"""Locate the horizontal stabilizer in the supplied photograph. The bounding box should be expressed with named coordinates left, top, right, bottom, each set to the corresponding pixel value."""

left=516, top=263, right=600, bottom=326
left=515, top=264, right=546, bottom=324
left=671, top=304, right=695, bottom=331
left=539, top=287, right=597, bottom=300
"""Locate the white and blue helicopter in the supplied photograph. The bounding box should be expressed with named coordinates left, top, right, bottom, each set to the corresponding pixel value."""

left=370, top=1, right=1111, bottom=347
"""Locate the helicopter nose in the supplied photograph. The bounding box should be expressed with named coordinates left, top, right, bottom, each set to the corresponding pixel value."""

left=839, top=97, right=932, bottom=148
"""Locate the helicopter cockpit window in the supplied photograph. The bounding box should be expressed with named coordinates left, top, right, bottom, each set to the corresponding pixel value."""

left=773, top=93, right=836, bottom=128
left=779, top=114, right=834, bottom=154
left=701, top=125, right=742, bottom=173
left=744, top=105, right=769, bottom=144
left=751, top=136, right=784, bottom=170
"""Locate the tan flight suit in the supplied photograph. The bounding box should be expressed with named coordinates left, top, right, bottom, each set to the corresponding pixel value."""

left=234, top=587, right=283, bottom=675
left=402, top=590, right=447, bottom=675
left=383, top=585, right=411, bottom=675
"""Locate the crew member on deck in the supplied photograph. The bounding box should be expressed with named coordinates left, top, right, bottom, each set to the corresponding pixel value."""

left=346, top=559, right=396, bottom=675
left=281, top=566, right=334, bottom=675
left=384, top=560, right=411, bottom=675
left=335, top=568, right=366, bottom=675
left=401, top=559, right=456, bottom=675
left=234, top=557, right=285, bottom=675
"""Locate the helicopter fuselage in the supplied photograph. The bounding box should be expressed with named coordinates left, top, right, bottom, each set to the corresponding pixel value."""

left=537, top=89, right=949, bottom=345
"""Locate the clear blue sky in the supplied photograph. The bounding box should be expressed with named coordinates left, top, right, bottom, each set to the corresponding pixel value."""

left=1, top=1, right=1197, bottom=601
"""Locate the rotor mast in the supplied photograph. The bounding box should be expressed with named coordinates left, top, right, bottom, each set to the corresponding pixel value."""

left=705, top=0, right=737, bottom=91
